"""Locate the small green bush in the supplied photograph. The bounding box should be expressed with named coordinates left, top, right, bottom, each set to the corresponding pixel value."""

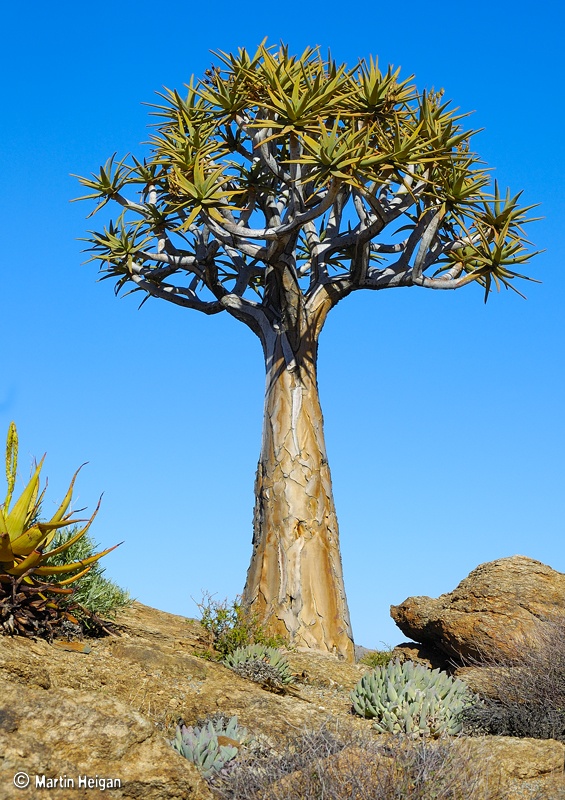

left=44, top=527, right=131, bottom=629
left=359, top=648, right=394, bottom=669
left=196, top=593, right=285, bottom=657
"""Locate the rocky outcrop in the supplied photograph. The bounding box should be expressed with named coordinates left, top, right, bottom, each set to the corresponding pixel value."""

left=390, top=555, right=565, bottom=662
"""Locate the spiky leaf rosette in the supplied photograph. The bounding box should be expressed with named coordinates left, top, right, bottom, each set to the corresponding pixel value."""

left=0, top=423, right=121, bottom=638
left=76, top=41, right=539, bottom=331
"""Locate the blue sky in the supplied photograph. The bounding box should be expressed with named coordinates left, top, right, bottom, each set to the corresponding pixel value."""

left=2, top=1, right=564, bottom=648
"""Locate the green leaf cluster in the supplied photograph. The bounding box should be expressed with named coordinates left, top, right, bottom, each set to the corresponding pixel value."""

left=223, top=643, right=295, bottom=687
left=43, top=526, right=131, bottom=625
left=75, top=42, right=540, bottom=304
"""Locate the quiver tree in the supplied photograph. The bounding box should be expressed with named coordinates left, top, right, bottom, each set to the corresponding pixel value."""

left=77, top=43, right=539, bottom=662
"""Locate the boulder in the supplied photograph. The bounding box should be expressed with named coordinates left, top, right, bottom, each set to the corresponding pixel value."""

left=390, top=555, right=565, bottom=662
left=476, top=736, right=564, bottom=781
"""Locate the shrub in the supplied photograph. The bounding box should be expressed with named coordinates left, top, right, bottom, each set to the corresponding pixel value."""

left=358, top=648, right=394, bottom=669
left=462, top=699, right=565, bottom=741
left=461, top=615, right=565, bottom=742
left=223, top=644, right=295, bottom=688
left=351, top=660, right=475, bottom=737
left=211, top=723, right=501, bottom=800
left=43, top=526, right=131, bottom=630
left=172, top=714, right=248, bottom=778
left=196, top=592, right=285, bottom=657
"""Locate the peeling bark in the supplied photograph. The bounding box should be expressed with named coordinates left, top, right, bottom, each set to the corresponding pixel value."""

left=243, top=330, right=354, bottom=662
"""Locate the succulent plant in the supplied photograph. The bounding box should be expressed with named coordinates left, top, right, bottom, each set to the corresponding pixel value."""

left=223, top=644, right=295, bottom=688
left=0, top=423, right=120, bottom=638
left=351, top=659, right=475, bottom=737
left=172, top=715, right=247, bottom=778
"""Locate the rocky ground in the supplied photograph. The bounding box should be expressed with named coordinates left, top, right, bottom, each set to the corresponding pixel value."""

left=1, top=592, right=564, bottom=799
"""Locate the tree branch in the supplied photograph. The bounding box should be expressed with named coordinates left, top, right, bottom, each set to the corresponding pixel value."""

left=127, top=274, right=224, bottom=314
left=412, top=206, right=444, bottom=282
left=208, top=184, right=340, bottom=243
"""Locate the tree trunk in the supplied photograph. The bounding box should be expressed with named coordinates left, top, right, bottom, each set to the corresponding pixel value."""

left=243, top=330, right=354, bottom=662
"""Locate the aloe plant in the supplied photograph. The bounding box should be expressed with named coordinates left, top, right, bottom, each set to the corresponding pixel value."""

left=0, top=423, right=120, bottom=637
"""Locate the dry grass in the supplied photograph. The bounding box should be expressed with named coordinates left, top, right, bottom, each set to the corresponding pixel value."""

left=462, top=615, right=565, bottom=741
left=209, top=723, right=503, bottom=800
